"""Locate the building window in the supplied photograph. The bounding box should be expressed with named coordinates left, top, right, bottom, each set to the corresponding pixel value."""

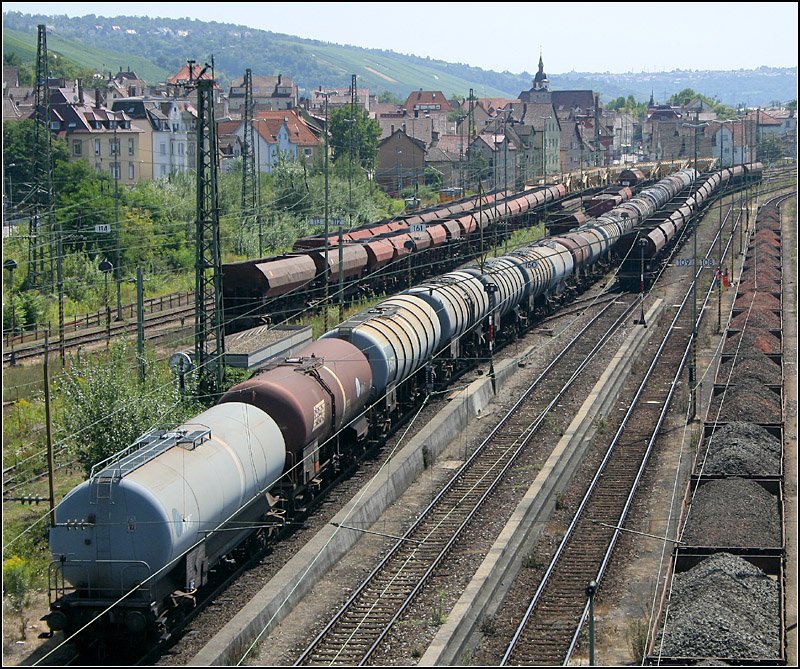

left=94, top=139, right=101, bottom=156
left=111, top=162, right=120, bottom=180
left=160, top=164, right=168, bottom=177
left=178, top=143, right=184, bottom=156
left=304, top=148, right=312, bottom=157
left=73, top=140, right=82, bottom=156
left=128, top=138, right=135, bottom=155
left=109, top=138, right=120, bottom=155
left=128, top=162, right=135, bottom=179
left=160, top=143, right=167, bottom=156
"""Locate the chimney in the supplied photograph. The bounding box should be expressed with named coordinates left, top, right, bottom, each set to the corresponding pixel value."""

left=95, top=88, right=101, bottom=109
left=277, top=73, right=282, bottom=86
left=77, top=78, right=84, bottom=105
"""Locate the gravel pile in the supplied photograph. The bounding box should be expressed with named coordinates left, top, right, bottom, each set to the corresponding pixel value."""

left=655, top=552, right=781, bottom=660
left=744, top=252, right=781, bottom=269
left=739, top=276, right=782, bottom=293
left=717, top=351, right=782, bottom=386
left=724, top=328, right=781, bottom=355
left=734, top=291, right=781, bottom=311
left=756, top=217, right=781, bottom=232
left=681, top=478, right=782, bottom=546
left=696, top=422, right=782, bottom=477
left=740, top=262, right=782, bottom=281
left=730, top=308, right=781, bottom=330
left=749, top=236, right=782, bottom=252
left=753, top=229, right=781, bottom=243
left=708, top=378, right=782, bottom=423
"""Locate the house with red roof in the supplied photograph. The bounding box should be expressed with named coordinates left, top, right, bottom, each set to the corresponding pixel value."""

left=223, top=110, right=320, bottom=173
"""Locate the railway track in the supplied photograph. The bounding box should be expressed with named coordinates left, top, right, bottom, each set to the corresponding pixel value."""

left=294, top=294, right=639, bottom=666
left=498, top=191, right=758, bottom=665
left=2, top=301, right=200, bottom=366
left=290, top=180, right=769, bottom=666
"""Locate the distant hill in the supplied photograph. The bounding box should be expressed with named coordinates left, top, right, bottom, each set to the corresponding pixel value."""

left=3, top=11, right=796, bottom=107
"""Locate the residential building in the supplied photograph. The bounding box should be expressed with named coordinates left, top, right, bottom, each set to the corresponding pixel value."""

left=227, top=74, right=299, bottom=115
left=227, top=110, right=320, bottom=174
left=403, top=90, right=452, bottom=115
left=427, top=134, right=470, bottom=191
left=710, top=120, right=747, bottom=167
left=376, top=129, right=426, bottom=196
left=306, top=85, right=371, bottom=114
left=49, top=85, right=146, bottom=186
left=112, top=97, right=195, bottom=180
left=499, top=101, right=561, bottom=183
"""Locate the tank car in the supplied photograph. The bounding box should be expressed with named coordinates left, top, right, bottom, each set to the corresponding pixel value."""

left=220, top=338, right=374, bottom=493
left=47, top=403, right=287, bottom=643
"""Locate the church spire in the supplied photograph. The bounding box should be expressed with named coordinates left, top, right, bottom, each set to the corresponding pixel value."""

left=533, top=48, right=549, bottom=92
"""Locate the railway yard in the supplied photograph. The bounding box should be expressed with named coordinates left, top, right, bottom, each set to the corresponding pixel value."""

left=163, top=187, right=796, bottom=667
left=5, top=167, right=796, bottom=667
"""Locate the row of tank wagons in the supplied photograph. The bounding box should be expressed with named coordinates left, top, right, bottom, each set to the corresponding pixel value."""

left=642, top=163, right=764, bottom=260
left=614, top=164, right=764, bottom=292
left=44, top=170, right=691, bottom=646
left=221, top=184, right=567, bottom=331
left=549, top=168, right=648, bottom=235
left=292, top=189, right=507, bottom=250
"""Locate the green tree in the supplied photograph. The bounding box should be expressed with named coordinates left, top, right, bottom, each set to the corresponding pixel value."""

left=54, top=159, right=117, bottom=257
left=377, top=90, right=403, bottom=105
left=667, top=87, right=735, bottom=119
left=2, top=51, right=35, bottom=85
left=329, top=106, right=381, bottom=168
left=56, top=341, right=201, bottom=475
left=3, top=119, right=69, bottom=210
left=757, top=134, right=785, bottom=163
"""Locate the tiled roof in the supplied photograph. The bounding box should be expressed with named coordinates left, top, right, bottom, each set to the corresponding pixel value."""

left=167, top=62, right=218, bottom=87
left=430, top=134, right=468, bottom=155
left=551, top=90, right=596, bottom=112
left=404, top=90, right=452, bottom=112
left=253, top=110, right=319, bottom=146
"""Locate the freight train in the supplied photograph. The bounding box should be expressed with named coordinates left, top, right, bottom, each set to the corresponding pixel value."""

left=222, top=184, right=567, bottom=332
left=46, top=168, right=710, bottom=650
left=616, top=163, right=763, bottom=291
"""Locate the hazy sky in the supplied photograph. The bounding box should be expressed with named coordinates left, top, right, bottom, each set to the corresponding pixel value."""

left=4, top=2, right=798, bottom=74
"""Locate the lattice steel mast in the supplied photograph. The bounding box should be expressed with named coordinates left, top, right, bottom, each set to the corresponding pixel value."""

left=190, top=61, right=225, bottom=400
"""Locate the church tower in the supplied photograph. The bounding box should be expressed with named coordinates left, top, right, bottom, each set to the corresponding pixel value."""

left=532, top=50, right=550, bottom=92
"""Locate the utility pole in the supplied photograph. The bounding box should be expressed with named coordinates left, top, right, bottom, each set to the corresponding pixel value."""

left=113, top=119, right=122, bottom=320
left=682, top=121, right=708, bottom=420
left=191, top=62, right=225, bottom=401
left=322, top=91, right=331, bottom=332
left=240, top=69, right=257, bottom=255
left=31, top=24, right=53, bottom=290
left=340, top=75, right=356, bottom=322
left=468, top=89, right=476, bottom=189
